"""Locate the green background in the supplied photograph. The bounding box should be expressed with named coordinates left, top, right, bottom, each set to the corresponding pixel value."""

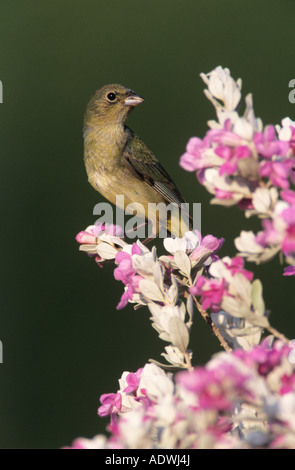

left=0, top=0, right=295, bottom=448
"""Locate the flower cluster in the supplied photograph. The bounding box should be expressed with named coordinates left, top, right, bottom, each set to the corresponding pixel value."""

left=190, top=255, right=269, bottom=350
left=71, top=66, right=295, bottom=450
left=235, top=187, right=295, bottom=267
left=180, top=66, right=295, bottom=273
left=66, top=340, right=295, bottom=449
left=77, top=225, right=226, bottom=367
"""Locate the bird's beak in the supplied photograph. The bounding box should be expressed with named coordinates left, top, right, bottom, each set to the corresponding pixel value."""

left=123, top=91, right=144, bottom=107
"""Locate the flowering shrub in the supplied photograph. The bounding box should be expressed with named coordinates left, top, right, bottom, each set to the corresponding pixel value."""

left=68, top=67, right=295, bottom=449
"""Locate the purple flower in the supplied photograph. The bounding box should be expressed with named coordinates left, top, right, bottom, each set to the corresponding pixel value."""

left=283, top=266, right=295, bottom=276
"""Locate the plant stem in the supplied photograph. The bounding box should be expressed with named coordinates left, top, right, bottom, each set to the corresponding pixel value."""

left=266, top=325, right=290, bottom=343
left=192, top=295, right=232, bottom=352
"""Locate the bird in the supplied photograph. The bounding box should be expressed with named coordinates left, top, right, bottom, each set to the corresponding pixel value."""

left=83, top=84, right=192, bottom=240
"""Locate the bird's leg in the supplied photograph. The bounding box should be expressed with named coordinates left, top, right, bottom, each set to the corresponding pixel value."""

left=141, top=236, right=156, bottom=245
left=125, top=220, right=158, bottom=245
left=142, top=223, right=158, bottom=245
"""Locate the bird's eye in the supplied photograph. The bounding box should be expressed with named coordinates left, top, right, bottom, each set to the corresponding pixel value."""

left=107, top=92, right=117, bottom=102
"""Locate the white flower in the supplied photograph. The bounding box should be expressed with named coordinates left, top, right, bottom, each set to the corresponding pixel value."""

left=148, top=303, right=186, bottom=341
left=233, top=117, right=254, bottom=140
left=235, top=230, right=281, bottom=264
left=200, top=66, right=242, bottom=111
left=243, top=93, right=263, bottom=133
left=164, top=231, right=200, bottom=254
left=118, top=407, right=153, bottom=449
left=251, top=187, right=278, bottom=216
left=71, top=434, right=108, bottom=449
left=138, top=364, right=174, bottom=399
left=276, top=117, right=295, bottom=141
left=203, top=168, right=252, bottom=206
left=162, top=345, right=186, bottom=367
left=270, top=393, right=295, bottom=432
left=235, top=230, right=265, bottom=255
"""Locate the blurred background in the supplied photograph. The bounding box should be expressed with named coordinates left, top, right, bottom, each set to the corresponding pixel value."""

left=0, top=0, right=295, bottom=448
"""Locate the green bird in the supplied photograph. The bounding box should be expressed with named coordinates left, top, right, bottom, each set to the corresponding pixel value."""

left=83, top=84, right=191, bottom=239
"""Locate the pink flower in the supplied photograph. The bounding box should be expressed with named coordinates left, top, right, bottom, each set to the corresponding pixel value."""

left=180, top=137, right=211, bottom=171
left=254, top=126, right=289, bottom=159
left=281, top=206, right=295, bottom=226
left=259, top=159, right=294, bottom=189
left=123, top=368, right=143, bottom=394
left=116, top=275, right=143, bottom=310
left=234, top=340, right=291, bottom=377
left=281, top=207, right=295, bottom=256
left=283, top=266, right=295, bottom=276
left=114, top=244, right=143, bottom=310
left=237, top=198, right=254, bottom=210
left=216, top=145, right=250, bottom=176
left=214, top=188, right=234, bottom=200
left=177, top=364, right=251, bottom=411
left=76, top=223, right=124, bottom=244
left=76, top=230, right=97, bottom=244
left=190, top=276, right=227, bottom=312
left=223, top=256, right=253, bottom=281
left=98, top=393, right=122, bottom=418
left=114, top=244, right=142, bottom=284
left=256, top=219, right=281, bottom=247
left=290, top=126, right=295, bottom=154
left=280, top=373, right=295, bottom=395
left=282, top=225, right=295, bottom=256
left=105, top=224, right=124, bottom=237
left=207, top=124, right=242, bottom=147
left=190, top=232, right=224, bottom=262
left=116, top=286, right=134, bottom=310
left=281, top=189, right=295, bottom=205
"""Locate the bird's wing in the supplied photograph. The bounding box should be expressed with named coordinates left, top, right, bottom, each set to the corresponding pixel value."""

left=122, top=131, right=186, bottom=207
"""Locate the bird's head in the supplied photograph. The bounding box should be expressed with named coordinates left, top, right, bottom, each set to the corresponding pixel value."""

left=84, top=84, right=144, bottom=128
